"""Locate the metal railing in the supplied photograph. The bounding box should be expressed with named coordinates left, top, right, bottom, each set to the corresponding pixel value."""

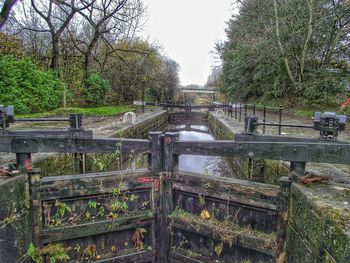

left=221, top=103, right=284, bottom=134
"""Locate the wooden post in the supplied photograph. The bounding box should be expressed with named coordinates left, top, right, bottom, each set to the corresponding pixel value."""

left=149, top=132, right=163, bottom=263
left=159, top=132, right=179, bottom=262
left=74, top=153, right=86, bottom=174
left=28, top=168, right=42, bottom=247
left=263, top=104, right=267, bottom=134
left=149, top=132, right=163, bottom=173
left=163, top=132, right=179, bottom=173
left=278, top=105, right=283, bottom=135
left=81, top=153, right=86, bottom=174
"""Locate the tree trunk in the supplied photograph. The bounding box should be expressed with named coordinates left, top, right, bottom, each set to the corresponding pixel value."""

left=0, top=0, right=17, bottom=29
left=273, top=0, right=297, bottom=88
left=83, top=32, right=100, bottom=83
left=62, top=86, right=67, bottom=108
left=300, top=0, right=314, bottom=80
left=51, top=35, right=60, bottom=71
left=83, top=52, right=90, bottom=81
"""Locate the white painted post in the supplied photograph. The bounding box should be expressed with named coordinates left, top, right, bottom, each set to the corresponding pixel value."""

left=215, top=110, right=225, bottom=119
left=122, top=112, right=137, bottom=125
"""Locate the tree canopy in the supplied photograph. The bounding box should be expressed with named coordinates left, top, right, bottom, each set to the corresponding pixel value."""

left=218, top=0, right=350, bottom=107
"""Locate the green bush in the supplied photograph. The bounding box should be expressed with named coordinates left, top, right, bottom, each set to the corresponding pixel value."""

left=84, top=73, right=111, bottom=106
left=0, top=56, right=63, bottom=114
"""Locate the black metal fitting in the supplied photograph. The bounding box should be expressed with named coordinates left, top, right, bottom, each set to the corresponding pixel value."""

left=69, top=114, right=83, bottom=131
left=244, top=116, right=258, bottom=133
left=0, top=105, right=15, bottom=130
left=313, top=112, right=347, bottom=140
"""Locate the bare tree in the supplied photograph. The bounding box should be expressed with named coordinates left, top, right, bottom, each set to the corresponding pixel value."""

left=69, top=0, right=127, bottom=78
left=32, top=0, right=94, bottom=70
left=0, top=0, right=17, bottom=29
left=67, top=0, right=145, bottom=80
left=12, top=0, right=92, bottom=70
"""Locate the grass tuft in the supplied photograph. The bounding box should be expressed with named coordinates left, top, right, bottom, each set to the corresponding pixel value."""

left=16, top=105, right=135, bottom=118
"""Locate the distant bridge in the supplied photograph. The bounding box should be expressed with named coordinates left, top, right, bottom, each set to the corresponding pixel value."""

left=180, top=87, right=218, bottom=94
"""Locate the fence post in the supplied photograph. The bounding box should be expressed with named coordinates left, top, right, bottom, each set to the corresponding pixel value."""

left=253, top=104, right=256, bottom=116
left=278, top=105, right=283, bottom=135
left=244, top=104, right=247, bottom=118
left=263, top=104, right=267, bottom=134
left=74, top=153, right=85, bottom=174
left=239, top=103, right=242, bottom=122
left=235, top=103, right=237, bottom=120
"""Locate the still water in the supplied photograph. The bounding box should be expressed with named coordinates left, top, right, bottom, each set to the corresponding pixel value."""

left=170, top=125, right=231, bottom=177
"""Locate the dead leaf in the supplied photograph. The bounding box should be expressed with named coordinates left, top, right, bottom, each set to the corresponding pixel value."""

left=200, top=209, right=211, bottom=220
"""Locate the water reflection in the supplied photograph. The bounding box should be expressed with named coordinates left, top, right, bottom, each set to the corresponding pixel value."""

left=171, top=125, right=231, bottom=177
left=39, top=124, right=232, bottom=178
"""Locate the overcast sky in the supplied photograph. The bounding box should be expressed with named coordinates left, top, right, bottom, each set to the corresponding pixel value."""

left=141, top=0, right=235, bottom=86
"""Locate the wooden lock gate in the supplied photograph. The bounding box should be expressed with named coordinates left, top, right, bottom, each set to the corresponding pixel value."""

left=1, top=129, right=350, bottom=263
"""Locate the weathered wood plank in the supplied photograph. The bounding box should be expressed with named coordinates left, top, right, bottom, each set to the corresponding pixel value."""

left=172, top=190, right=279, bottom=233
left=9, top=137, right=150, bottom=153
left=234, top=133, right=350, bottom=144
left=173, top=140, right=350, bottom=164
left=0, top=136, right=11, bottom=152
left=172, top=171, right=281, bottom=197
left=170, top=218, right=275, bottom=256
left=0, top=129, right=93, bottom=138
left=40, top=169, right=153, bottom=200
left=41, top=211, right=154, bottom=243
left=172, top=185, right=279, bottom=211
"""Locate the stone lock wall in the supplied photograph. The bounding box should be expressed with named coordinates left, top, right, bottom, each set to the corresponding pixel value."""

left=0, top=175, right=31, bottom=263
left=285, top=184, right=350, bottom=263
left=207, top=112, right=289, bottom=183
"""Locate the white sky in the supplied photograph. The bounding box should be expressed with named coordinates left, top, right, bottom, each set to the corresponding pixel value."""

left=141, top=0, right=235, bottom=86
